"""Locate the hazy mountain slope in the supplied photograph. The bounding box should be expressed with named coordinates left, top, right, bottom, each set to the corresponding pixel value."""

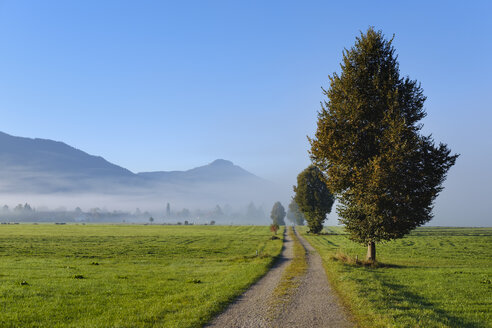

left=0, top=132, right=273, bottom=206
left=0, top=131, right=134, bottom=178
left=137, top=159, right=262, bottom=183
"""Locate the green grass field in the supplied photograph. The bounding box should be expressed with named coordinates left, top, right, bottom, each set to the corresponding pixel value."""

left=301, top=226, right=492, bottom=328
left=0, top=224, right=283, bottom=328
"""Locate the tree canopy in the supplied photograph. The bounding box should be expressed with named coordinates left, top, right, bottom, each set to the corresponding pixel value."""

left=309, top=28, right=458, bottom=260
left=293, top=165, right=334, bottom=233
left=270, top=201, right=286, bottom=226
left=287, top=199, right=305, bottom=226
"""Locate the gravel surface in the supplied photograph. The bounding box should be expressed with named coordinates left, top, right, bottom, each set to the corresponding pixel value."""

left=273, top=229, right=354, bottom=328
left=206, top=229, right=294, bottom=328
left=207, top=228, right=354, bottom=328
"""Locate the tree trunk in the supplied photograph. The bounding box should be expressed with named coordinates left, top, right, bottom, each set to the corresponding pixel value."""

left=366, top=241, right=376, bottom=262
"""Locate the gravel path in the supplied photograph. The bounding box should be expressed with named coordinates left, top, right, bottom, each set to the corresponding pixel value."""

left=273, top=229, right=353, bottom=327
left=206, top=229, right=294, bottom=328
left=207, top=228, right=354, bottom=328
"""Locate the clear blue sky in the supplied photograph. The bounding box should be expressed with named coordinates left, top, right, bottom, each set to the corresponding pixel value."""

left=0, top=1, right=491, bottom=225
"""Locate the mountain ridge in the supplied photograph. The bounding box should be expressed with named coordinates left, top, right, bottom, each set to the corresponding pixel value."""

left=0, top=131, right=266, bottom=195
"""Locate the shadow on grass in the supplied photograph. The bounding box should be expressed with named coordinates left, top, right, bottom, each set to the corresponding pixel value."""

left=268, top=233, right=291, bottom=270
left=320, top=238, right=339, bottom=247
left=332, top=253, right=414, bottom=269
left=330, top=252, right=486, bottom=328
left=313, top=231, right=350, bottom=236
left=378, top=280, right=488, bottom=328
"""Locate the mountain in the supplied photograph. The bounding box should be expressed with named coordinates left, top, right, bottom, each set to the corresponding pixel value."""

left=138, top=159, right=260, bottom=183
left=0, top=131, right=138, bottom=192
left=0, top=132, right=274, bottom=207
left=0, top=131, right=134, bottom=178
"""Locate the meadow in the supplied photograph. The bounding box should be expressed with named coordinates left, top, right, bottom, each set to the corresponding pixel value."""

left=0, top=224, right=283, bottom=328
left=301, top=227, right=492, bottom=328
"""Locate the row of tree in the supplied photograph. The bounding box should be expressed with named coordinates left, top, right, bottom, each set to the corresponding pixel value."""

left=278, top=28, right=458, bottom=262
left=268, top=165, right=334, bottom=234
left=2, top=203, right=34, bottom=213
left=0, top=201, right=270, bottom=224
left=269, top=199, right=305, bottom=227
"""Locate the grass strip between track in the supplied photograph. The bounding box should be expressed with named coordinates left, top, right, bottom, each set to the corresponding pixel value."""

left=268, top=226, right=308, bottom=319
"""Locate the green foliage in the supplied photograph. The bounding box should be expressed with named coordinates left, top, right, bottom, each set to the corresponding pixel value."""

left=286, top=199, right=305, bottom=226
left=293, top=165, right=334, bottom=233
left=301, top=227, right=492, bottom=328
left=270, top=201, right=286, bottom=226
left=309, top=28, right=458, bottom=246
left=0, top=224, right=283, bottom=328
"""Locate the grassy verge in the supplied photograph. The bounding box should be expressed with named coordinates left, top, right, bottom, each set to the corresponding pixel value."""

left=300, top=226, right=492, bottom=328
left=0, top=224, right=284, bottom=328
left=269, top=227, right=308, bottom=316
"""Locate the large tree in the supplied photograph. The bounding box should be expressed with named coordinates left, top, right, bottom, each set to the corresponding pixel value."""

left=270, top=201, right=286, bottom=226
left=287, top=199, right=305, bottom=226
left=309, top=28, right=458, bottom=261
left=293, top=165, right=334, bottom=233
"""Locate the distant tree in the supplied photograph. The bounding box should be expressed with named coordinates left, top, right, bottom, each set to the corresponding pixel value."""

left=287, top=199, right=305, bottom=226
left=246, top=202, right=257, bottom=218
left=184, top=220, right=189, bottom=225
left=149, top=217, right=154, bottom=224
left=246, top=202, right=267, bottom=221
left=223, top=204, right=232, bottom=215
left=270, top=202, right=286, bottom=226
left=213, top=205, right=223, bottom=218
left=309, top=28, right=458, bottom=261
left=2, top=205, right=9, bottom=213
left=74, top=207, right=82, bottom=214
left=166, top=203, right=171, bottom=217
left=294, top=165, right=334, bottom=234
left=256, top=205, right=267, bottom=220
left=210, top=220, right=216, bottom=225
left=135, top=208, right=141, bottom=216
left=179, top=208, right=191, bottom=219
left=14, top=204, right=23, bottom=212
left=23, top=203, right=33, bottom=212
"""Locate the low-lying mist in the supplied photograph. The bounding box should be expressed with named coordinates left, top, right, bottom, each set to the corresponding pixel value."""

left=0, top=183, right=290, bottom=225
left=0, top=132, right=294, bottom=224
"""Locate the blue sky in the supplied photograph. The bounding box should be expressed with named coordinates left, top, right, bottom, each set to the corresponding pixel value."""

left=0, top=1, right=491, bottom=225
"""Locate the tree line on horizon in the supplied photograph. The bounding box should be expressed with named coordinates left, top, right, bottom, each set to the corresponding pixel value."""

left=0, top=201, right=270, bottom=224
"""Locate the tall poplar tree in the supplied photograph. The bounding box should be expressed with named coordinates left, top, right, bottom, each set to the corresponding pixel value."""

left=310, top=28, right=458, bottom=261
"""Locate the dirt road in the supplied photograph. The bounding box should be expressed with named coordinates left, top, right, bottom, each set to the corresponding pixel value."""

left=207, top=228, right=354, bottom=328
